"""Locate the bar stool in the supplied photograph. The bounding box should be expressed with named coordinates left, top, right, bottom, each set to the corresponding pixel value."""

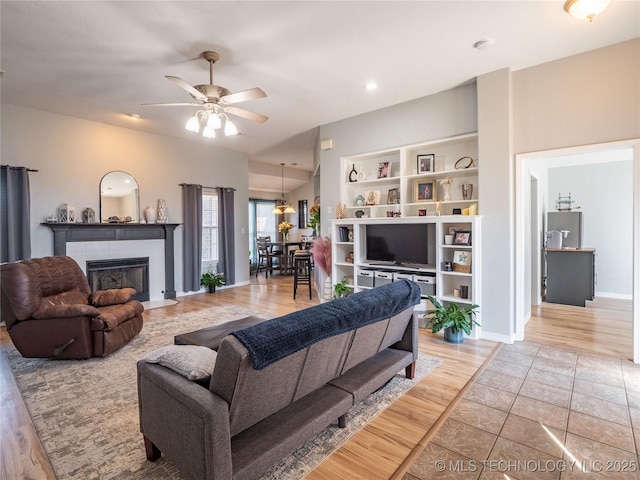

left=293, top=251, right=312, bottom=299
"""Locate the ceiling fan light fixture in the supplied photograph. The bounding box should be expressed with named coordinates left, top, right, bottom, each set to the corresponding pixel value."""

left=563, top=0, right=611, bottom=21
left=224, top=117, right=239, bottom=136
left=203, top=124, right=216, bottom=138
left=185, top=115, right=200, bottom=133
left=206, top=113, right=222, bottom=130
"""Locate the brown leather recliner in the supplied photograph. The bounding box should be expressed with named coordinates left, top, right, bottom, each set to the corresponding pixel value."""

left=1, top=256, right=144, bottom=359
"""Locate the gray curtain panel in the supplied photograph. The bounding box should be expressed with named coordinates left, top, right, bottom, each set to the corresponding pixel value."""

left=218, top=187, right=235, bottom=285
left=1, top=165, right=32, bottom=262
left=182, top=184, right=203, bottom=292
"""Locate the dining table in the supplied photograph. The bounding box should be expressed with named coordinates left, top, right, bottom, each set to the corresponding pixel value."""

left=268, top=241, right=303, bottom=275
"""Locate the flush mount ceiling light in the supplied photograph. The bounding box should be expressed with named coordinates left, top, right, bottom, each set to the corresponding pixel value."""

left=364, top=81, right=378, bottom=91
left=272, top=163, right=296, bottom=215
left=563, top=0, right=612, bottom=22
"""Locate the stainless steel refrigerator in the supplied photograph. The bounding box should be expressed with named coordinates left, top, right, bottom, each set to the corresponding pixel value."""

left=547, top=212, right=583, bottom=248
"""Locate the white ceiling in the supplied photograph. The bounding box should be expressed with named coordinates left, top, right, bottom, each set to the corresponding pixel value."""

left=1, top=1, right=638, bottom=191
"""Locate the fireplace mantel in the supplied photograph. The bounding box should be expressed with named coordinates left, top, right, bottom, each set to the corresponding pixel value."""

left=42, top=223, right=179, bottom=299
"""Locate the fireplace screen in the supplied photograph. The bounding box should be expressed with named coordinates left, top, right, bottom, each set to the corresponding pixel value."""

left=86, top=257, right=149, bottom=302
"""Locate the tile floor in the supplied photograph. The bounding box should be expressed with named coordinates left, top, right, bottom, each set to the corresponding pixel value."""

left=404, top=342, right=640, bottom=480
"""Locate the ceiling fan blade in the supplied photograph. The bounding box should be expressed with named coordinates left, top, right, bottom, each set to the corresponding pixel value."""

left=225, top=106, right=269, bottom=124
left=165, top=75, right=208, bottom=102
left=142, top=102, right=202, bottom=107
left=221, top=87, right=267, bottom=104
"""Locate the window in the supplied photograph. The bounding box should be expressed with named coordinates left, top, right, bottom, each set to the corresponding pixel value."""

left=202, top=190, right=218, bottom=271
left=248, top=199, right=278, bottom=264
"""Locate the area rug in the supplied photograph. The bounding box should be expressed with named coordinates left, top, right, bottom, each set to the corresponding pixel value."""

left=5, top=305, right=441, bottom=480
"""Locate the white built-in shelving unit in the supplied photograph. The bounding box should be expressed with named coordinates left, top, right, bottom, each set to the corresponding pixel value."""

left=331, top=133, right=482, bottom=339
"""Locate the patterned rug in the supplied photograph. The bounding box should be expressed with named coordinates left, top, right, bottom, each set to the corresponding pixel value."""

left=5, top=305, right=441, bottom=479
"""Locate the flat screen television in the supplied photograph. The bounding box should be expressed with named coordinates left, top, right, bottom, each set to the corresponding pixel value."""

left=365, top=223, right=429, bottom=266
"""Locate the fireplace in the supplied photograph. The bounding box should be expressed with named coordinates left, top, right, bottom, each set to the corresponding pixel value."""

left=86, top=257, right=150, bottom=302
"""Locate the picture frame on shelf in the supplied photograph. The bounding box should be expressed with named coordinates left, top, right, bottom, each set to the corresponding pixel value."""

left=417, top=154, right=435, bottom=173
left=387, top=187, right=399, bottom=205
left=414, top=180, right=437, bottom=202
left=377, top=161, right=391, bottom=178
left=448, top=226, right=462, bottom=235
left=452, top=250, right=472, bottom=273
left=453, top=231, right=472, bottom=246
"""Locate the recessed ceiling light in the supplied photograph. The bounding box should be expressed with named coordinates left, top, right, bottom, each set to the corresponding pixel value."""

left=473, top=39, right=494, bottom=51
left=126, top=113, right=141, bottom=119
left=364, top=82, right=378, bottom=91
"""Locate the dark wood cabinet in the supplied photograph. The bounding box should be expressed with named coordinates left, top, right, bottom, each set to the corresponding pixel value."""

left=545, top=249, right=596, bottom=307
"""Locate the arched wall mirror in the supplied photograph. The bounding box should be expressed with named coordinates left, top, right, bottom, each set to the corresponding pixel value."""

left=100, top=171, right=140, bottom=223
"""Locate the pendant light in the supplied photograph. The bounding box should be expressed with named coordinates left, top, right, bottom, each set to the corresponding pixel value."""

left=272, top=163, right=296, bottom=214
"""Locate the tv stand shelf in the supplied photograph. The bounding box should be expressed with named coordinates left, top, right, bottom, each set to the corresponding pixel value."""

left=330, top=216, right=481, bottom=339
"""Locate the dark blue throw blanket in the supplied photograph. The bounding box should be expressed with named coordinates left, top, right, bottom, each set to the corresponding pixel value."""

left=232, top=279, right=421, bottom=370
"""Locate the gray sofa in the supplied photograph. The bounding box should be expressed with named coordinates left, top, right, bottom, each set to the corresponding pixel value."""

left=137, top=279, right=421, bottom=480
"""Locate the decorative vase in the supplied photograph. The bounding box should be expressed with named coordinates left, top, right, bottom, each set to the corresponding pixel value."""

left=144, top=206, right=157, bottom=224
left=461, top=183, right=473, bottom=200
left=157, top=199, right=168, bottom=223
left=312, top=229, right=317, bottom=238
left=442, top=182, right=452, bottom=201
left=444, top=327, right=464, bottom=344
left=283, top=232, right=289, bottom=242
left=324, top=277, right=332, bottom=302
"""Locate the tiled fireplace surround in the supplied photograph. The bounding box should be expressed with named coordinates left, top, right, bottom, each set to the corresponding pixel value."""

left=42, top=223, right=178, bottom=301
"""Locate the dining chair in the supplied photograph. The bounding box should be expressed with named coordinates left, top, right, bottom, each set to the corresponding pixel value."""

left=256, top=238, right=283, bottom=277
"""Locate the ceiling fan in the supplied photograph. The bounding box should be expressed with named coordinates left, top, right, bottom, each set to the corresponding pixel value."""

left=143, top=51, right=268, bottom=137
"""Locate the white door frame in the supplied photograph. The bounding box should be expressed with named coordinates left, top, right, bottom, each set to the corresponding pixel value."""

left=515, top=139, right=640, bottom=363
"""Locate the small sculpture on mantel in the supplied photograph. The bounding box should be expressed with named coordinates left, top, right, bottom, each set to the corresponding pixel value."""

left=440, top=177, right=453, bottom=201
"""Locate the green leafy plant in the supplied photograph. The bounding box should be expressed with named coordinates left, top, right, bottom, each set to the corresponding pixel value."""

left=201, top=271, right=225, bottom=292
left=425, top=296, right=479, bottom=335
left=333, top=279, right=353, bottom=299
left=307, top=204, right=320, bottom=232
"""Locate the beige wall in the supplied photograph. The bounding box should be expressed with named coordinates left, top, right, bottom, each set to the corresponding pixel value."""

left=1, top=104, right=251, bottom=292
left=513, top=38, right=640, bottom=153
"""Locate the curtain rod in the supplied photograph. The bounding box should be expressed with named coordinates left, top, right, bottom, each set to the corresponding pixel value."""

left=179, top=183, right=236, bottom=191
left=1, top=165, right=39, bottom=172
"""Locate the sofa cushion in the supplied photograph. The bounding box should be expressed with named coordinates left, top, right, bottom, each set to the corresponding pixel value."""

left=39, top=289, right=90, bottom=310
left=33, top=303, right=101, bottom=319
left=144, top=345, right=217, bottom=381
left=90, top=287, right=136, bottom=307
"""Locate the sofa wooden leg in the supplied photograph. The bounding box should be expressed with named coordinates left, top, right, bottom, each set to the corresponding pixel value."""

left=405, top=361, right=416, bottom=379
left=338, top=415, right=347, bottom=428
left=144, top=436, right=161, bottom=461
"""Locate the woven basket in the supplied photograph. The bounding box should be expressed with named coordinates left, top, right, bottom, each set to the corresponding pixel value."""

left=452, top=264, right=471, bottom=274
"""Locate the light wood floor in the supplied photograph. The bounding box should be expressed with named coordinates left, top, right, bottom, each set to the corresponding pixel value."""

left=0, top=276, right=633, bottom=480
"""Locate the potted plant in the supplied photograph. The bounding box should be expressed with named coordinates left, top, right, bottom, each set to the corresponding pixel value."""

left=333, top=279, right=353, bottom=299
left=425, top=296, right=479, bottom=344
left=306, top=204, right=320, bottom=237
left=201, top=271, right=225, bottom=293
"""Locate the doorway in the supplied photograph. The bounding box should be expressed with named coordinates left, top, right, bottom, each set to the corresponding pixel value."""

left=515, top=139, right=640, bottom=363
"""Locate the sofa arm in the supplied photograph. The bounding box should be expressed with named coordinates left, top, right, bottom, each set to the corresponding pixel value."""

left=90, top=288, right=136, bottom=307
left=137, top=360, right=233, bottom=480
left=394, top=313, right=418, bottom=359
